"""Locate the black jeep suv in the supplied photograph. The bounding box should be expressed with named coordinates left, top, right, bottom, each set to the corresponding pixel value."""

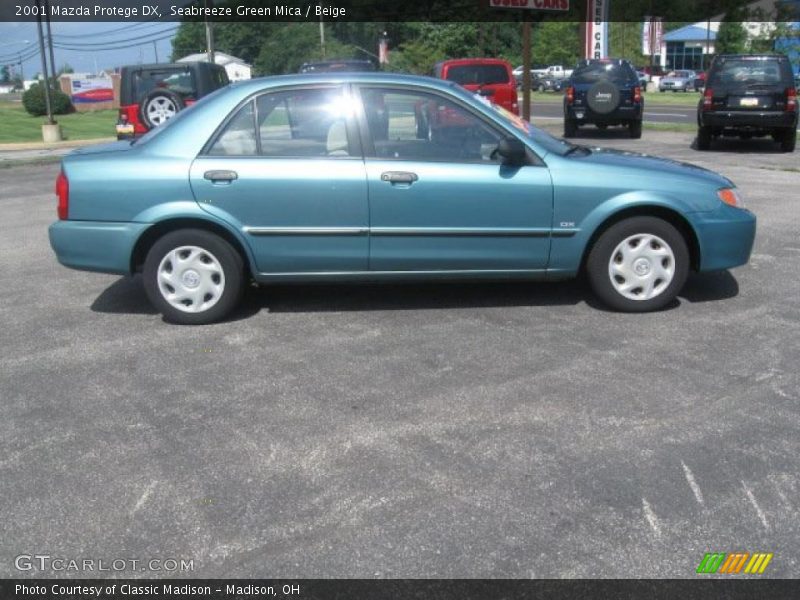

left=697, top=54, right=797, bottom=152
left=563, top=59, right=644, bottom=139
left=116, top=62, right=229, bottom=140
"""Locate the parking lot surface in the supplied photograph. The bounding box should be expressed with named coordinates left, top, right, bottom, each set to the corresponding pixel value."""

left=1, top=130, right=798, bottom=578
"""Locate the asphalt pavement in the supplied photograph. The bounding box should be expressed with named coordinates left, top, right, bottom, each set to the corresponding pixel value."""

left=1, top=131, right=798, bottom=578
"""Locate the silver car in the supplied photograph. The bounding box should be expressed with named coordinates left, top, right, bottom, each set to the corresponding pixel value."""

left=659, top=70, right=697, bottom=92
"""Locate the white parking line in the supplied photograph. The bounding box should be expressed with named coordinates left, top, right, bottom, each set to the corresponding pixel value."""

left=646, top=112, right=690, bottom=118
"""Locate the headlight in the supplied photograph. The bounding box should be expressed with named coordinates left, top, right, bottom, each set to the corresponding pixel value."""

left=718, top=188, right=745, bottom=209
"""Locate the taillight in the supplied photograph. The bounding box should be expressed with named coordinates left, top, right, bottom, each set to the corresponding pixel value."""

left=565, top=86, right=574, bottom=105
left=633, top=86, right=642, bottom=103
left=703, top=87, right=713, bottom=110
left=55, top=170, right=68, bottom=220
left=786, top=87, right=797, bottom=112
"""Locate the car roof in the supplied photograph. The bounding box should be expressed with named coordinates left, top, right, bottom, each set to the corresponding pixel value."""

left=121, top=61, right=222, bottom=71
left=436, top=58, right=512, bottom=67
left=228, top=72, right=463, bottom=94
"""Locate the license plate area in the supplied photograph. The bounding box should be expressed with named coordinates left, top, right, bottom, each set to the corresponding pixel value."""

left=739, top=97, right=759, bottom=107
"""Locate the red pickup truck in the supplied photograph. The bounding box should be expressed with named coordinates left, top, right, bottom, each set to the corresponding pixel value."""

left=433, top=58, right=519, bottom=115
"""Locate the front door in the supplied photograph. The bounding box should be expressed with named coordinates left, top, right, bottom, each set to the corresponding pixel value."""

left=356, top=86, right=553, bottom=272
left=190, top=85, right=368, bottom=274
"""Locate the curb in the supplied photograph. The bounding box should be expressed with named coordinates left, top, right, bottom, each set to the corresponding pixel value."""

left=0, top=137, right=115, bottom=151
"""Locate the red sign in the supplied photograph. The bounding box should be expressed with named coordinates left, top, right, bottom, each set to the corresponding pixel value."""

left=489, top=0, right=570, bottom=11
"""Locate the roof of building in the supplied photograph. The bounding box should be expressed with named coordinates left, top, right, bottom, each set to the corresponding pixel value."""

left=664, top=24, right=717, bottom=42
left=177, top=52, right=251, bottom=67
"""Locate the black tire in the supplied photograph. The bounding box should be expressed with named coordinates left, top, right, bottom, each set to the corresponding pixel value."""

left=139, top=89, right=184, bottom=129
left=629, top=120, right=642, bottom=139
left=143, top=229, right=245, bottom=325
left=587, top=217, right=690, bottom=313
left=779, top=128, right=796, bottom=152
left=564, top=119, right=577, bottom=138
left=697, top=126, right=712, bottom=150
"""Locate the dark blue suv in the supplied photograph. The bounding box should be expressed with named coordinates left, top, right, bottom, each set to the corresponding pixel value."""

left=563, top=59, right=644, bottom=139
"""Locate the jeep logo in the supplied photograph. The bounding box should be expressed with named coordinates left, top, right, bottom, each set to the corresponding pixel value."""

left=595, top=93, right=612, bottom=101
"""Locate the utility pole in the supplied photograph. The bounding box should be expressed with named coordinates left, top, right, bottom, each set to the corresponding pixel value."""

left=44, top=0, right=56, bottom=86
left=153, top=40, right=159, bottom=63
left=319, top=15, right=326, bottom=58
left=522, top=19, right=532, bottom=122
left=204, top=0, right=215, bottom=64
left=34, top=0, right=53, bottom=125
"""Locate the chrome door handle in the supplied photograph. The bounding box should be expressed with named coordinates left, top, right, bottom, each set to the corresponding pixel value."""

left=381, top=171, right=418, bottom=184
left=204, top=170, right=238, bottom=183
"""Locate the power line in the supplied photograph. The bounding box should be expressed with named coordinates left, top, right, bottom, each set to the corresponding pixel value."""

left=52, top=32, right=177, bottom=52
left=51, top=19, right=163, bottom=39
left=48, top=26, right=178, bottom=48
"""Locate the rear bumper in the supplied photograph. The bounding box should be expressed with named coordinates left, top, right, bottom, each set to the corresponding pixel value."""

left=49, top=220, right=151, bottom=275
left=701, top=110, right=798, bottom=130
left=565, top=103, right=643, bottom=123
left=691, top=204, right=757, bottom=272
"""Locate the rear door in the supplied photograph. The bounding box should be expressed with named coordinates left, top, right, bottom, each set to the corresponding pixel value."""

left=710, top=57, right=792, bottom=111
left=190, top=85, right=369, bottom=274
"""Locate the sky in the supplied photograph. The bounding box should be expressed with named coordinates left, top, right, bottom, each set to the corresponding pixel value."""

left=0, top=21, right=178, bottom=79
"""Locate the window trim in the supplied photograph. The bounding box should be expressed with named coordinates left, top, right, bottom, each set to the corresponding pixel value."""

left=352, top=83, right=543, bottom=166
left=200, top=83, right=363, bottom=160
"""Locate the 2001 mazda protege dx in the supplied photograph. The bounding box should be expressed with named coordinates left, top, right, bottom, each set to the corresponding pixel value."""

left=49, top=73, right=756, bottom=324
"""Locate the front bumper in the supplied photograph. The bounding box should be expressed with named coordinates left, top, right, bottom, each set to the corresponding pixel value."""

left=49, top=220, right=151, bottom=275
left=701, top=110, right=798, bottom=130
left=691, top=204, right=757, bottom=272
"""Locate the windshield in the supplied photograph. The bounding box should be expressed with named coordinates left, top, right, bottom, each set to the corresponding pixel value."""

left=447, top=84, right=573, bottom=156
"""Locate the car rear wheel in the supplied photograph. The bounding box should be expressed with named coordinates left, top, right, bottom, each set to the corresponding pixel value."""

left=629, top=120, right=642, bottom=139
left=564, top=119, right=577, bottom=138
left=779, top=128, right=796, bottom=152
left=143, top=229, right=244, bottom=325
left=140, top=89, right=184, bottom=129
left=587, top=217, right=689, bottom=312
left=697, top=126, right=712, bottom=150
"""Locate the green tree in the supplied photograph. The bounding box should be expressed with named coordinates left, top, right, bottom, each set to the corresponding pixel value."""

left=531, top=22, right=580, bottom=67
left=254, top=23, right=356, bottom=75
left=715, top=8, right=748, bottom=55
left=1, top=65, right=9, bottom=83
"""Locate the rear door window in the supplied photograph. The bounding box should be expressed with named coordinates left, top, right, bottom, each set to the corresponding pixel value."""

left=571, top=63, right=637, bottom=85
left=708, top=58, right=790, bottom=89
left=133, top=68, right=196, bottom=100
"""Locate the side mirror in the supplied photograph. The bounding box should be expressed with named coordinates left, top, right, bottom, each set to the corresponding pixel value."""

left=494, top=137, right=527, bottom=165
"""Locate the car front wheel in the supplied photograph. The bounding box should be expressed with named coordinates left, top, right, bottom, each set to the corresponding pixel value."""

left=143, top=229, right=244, bottom=324
left=587, top=217, right=689, bottom=312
